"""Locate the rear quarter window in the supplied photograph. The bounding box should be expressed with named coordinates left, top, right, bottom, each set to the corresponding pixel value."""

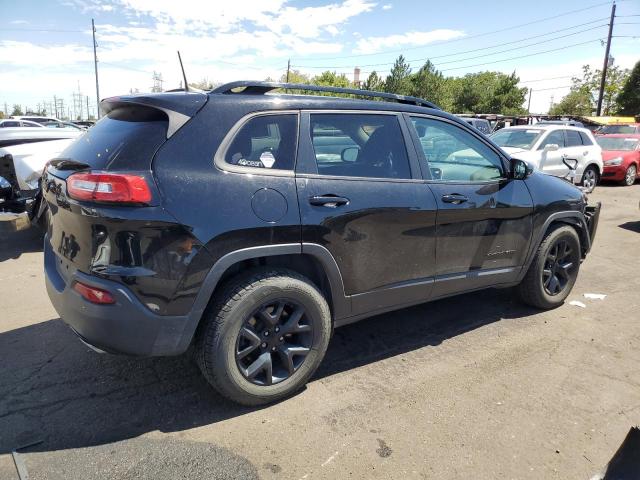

left=59, top=106, right=168, bottom=170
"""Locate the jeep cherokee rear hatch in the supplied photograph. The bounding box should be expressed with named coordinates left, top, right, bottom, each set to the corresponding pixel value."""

left=44, top=93, right=211, bottom=335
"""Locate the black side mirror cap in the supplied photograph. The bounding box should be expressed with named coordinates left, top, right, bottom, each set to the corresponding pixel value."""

left=511, top=157, right=533, bottom=180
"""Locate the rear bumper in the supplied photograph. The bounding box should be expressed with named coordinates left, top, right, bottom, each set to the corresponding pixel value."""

left=44, top=236, right=195, bottom=356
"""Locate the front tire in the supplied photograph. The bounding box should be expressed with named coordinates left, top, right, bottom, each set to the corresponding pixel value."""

left=196, top=268, right=331, bottom=406
left=517, top=225, right=581, bottom=309
left=622, top=164, right=637, bottom=186
left=580, top=165, right=599, bottom=193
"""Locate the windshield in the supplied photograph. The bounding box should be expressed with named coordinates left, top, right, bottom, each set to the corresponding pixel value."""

left=490, top=128, right=542, bottom=149
left=598, top=125, right=637, bottom=134
left=596, top=137, right=639, bottom=151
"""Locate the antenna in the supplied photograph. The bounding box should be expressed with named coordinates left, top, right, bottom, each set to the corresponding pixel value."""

left=177, top=50, right=189, bottom=92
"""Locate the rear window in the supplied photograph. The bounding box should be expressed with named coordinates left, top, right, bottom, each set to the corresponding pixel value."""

left=59, top=106, right=168, bottom=170
left=599, top=125, right=637, bottom=134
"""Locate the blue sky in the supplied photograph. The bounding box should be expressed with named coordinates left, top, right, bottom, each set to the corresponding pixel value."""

left=1, top=0, right=638, bottom=116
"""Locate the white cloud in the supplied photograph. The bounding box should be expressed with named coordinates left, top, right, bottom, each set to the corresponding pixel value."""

left=0, top=41, right=92, bottom=67
left=355, top=29, right=466, bottom=54
left=9, top=20, right=29, bottom=25
left=382, top=4, right=392, bottom=10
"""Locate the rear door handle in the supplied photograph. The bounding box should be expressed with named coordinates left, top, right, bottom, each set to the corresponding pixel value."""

left=309, top=195, right=350, bottom=208
left=441, top=193, right=468, bottom=204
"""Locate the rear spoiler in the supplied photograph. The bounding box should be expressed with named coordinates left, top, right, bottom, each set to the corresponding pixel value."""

left=101, top=91, right=207, bottom=139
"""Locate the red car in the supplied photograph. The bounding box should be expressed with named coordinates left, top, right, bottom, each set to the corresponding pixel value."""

left=597, top=134, right=640, bottom=186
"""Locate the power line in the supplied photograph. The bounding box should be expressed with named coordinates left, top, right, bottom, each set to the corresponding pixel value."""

left=291, top=0, right=618, bottom=62
left=440, top=38, right=604, bottom=72
left=293, top=18, right=609, bottom=69
left=532, top=85, right=574, bottom=92
left=519, top=75, right=574, bottom=83
left=418, top=25, right=608, bottom=68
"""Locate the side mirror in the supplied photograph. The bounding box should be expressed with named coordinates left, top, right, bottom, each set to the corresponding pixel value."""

left=511, top=157, right=533, bottom=180
left=544, top=143, right=559, bottom=151
left=341, top=146, right=359, bottom=162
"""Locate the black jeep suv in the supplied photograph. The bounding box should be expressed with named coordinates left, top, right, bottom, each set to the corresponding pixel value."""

left=43, top=81, right=600, bottom=405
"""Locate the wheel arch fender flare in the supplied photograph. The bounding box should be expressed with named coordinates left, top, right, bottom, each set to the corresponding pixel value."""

left=176, top=243, right=349, bottom=353
left=517, top=211, right=590, bottom=283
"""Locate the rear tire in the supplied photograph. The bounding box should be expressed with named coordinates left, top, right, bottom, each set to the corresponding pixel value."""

left=517, top=225, right=581, bottom=309
left=622, top=164, right=637, bottom=186
left=580, top=165, right=599, bottom=193
left=196, top=268, right=331, bottom=406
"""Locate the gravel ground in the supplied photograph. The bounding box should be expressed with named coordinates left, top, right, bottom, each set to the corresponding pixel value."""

left=1, top=183, right=639, bottom=479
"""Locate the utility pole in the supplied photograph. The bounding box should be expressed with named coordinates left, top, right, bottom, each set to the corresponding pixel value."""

left=53, top=95, right=58, bottom=118
left=286, top=59, right=290, bottom=83
left=596, top=1, right=616, bottom=116
left=86, top=96, right=90, bottom=121
left=92, top=19, right=101, bottom=119
left=527, top=88, right=532, bottom=114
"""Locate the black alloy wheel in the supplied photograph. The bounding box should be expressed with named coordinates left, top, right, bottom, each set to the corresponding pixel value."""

left=542, top=239, right=576, bottom=296
left=235, top=300, right=313, bottom=386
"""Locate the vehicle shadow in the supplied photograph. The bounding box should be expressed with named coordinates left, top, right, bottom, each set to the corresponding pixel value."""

left=618, top=221, right=640, bottom=233
left=0, top=227, right=43, bottom=262
left=0, top=288, right=538, bottom=454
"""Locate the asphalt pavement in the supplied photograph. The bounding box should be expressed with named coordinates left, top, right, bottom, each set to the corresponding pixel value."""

left=1, top=183, right=639, bottom=479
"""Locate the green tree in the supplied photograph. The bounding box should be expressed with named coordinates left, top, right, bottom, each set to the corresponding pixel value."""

left=616, top=60, right=640, bottom=116
left=385, top=55, right=412, bottom=95
left=549, top=87, right=593, bottom=115
left=561, top=64, right=630, bottom=115
left=361, top=71, right=385, bottom=92
left=11, top=104, right=23, bottom=116
left=449, top=72, right=526, bottom=114
left=279, top=69, right=310, bottom=84
left=409, top=60, right=453, bottom=110
left=312, top=71, right=351, bottom=88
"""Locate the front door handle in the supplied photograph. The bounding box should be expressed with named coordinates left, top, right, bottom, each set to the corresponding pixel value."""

left=441, top=193, right=468, bottom=204
left=309, top=195, right=350, bottom=208
left=583, top=151, right=589, bottom=156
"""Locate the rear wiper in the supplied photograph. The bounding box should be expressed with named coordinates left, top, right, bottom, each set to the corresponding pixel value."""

left=49, top=158, right=90, bottom=171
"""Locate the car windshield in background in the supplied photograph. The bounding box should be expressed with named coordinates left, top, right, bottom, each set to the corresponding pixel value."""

left=490, top=128, right=542, bottom=149
left=599, top=125, right=636, bottom=134
left=596, top=137, right=639, bottom=151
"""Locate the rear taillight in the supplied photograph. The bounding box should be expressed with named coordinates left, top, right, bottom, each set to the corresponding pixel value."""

left=67, top=172, right=152, bottom=204
left=73, top=281, right=116, bottom=304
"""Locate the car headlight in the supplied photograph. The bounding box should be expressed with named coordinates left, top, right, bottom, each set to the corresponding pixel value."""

left=604, top=156, right=623, bottom=166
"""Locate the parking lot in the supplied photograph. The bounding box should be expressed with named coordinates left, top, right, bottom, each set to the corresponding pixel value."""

left=0, top=183, right=639, bottom=479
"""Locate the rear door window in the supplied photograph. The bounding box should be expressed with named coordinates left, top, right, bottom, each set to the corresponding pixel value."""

left=309, top=113, right=411, bottom=179
left=225, top=114, right=298, bottom=170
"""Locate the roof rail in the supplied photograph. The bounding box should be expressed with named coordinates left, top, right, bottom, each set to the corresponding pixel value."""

left=210, top=81, right=440, bottom=110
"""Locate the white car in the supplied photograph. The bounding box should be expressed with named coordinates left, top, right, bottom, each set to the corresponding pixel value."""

left=0, top=119, right=44, bottom=128
left=490, top=124, right=603, bottom=192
